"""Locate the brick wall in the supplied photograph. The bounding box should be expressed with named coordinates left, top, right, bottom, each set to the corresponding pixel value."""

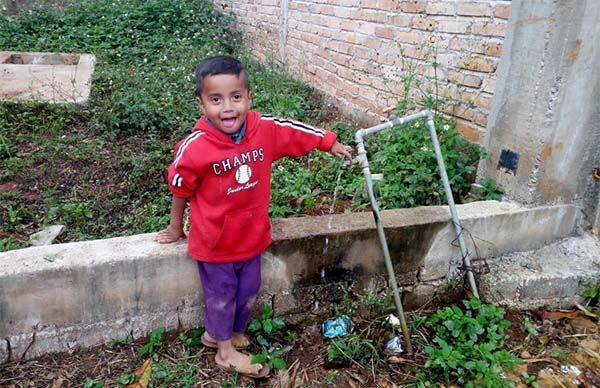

left=214, top=0, right=511, bottom=143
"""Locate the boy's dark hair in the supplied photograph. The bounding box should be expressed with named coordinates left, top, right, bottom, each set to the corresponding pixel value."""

left=195, top=55, right=249, bottom=96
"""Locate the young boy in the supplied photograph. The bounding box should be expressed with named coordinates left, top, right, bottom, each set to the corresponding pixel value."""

left=156, top=55, right=352, bottom=378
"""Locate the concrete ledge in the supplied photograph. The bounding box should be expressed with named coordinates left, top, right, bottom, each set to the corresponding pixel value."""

left=0, top=201, right=577, bottom=360
left=478, top=233, right=600, bottom=310
left=0, top=51, right=95, bottom=104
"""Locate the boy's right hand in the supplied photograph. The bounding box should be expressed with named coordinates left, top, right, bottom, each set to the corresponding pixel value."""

left=155, top=225, right=186, bottom=244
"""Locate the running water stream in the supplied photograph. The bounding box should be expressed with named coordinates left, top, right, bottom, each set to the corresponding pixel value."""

left=315, top=163, right=347, bottom=311
left=321, top=161, right=350, bottom=277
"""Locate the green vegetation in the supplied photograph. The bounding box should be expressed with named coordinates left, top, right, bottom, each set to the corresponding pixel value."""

left=0, top=0, right=496, bottom=252
left=417, top=298, right=520, bottom=387
left=327, top=333, right=381, bottom=367
left=138, top=326, right=165, bottom=358
left=247, top=304, right=285, bottom=336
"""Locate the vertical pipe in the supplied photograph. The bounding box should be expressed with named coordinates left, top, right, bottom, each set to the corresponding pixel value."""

left=355, top=130, right=413, bottom=354
left=424, top=112, right=479, bottom=298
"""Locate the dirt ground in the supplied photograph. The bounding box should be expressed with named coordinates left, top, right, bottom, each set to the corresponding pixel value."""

left=1, top=308, right=599, bottom=388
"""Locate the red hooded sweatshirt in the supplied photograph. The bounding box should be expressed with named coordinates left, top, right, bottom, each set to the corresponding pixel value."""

left=168, top=111, right=337, bottom=263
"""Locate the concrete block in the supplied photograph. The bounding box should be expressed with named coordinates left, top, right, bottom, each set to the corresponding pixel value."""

left=0, top=201, right=577, bottom=360
left=0, top=51, right=95, bottom=104
left=479, top=233, right=600, bottom=310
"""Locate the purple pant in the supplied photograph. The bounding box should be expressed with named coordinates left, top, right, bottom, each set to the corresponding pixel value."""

left=197, top=254, right=261, bottom=341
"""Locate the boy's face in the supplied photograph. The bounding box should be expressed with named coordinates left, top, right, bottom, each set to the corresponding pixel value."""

left=198, top=73, right=252, bottom=135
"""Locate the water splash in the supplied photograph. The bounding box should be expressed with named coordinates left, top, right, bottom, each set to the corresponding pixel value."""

left=321, top=163, right=348, bottom=279
left=327, top=166, right=345, bottom=229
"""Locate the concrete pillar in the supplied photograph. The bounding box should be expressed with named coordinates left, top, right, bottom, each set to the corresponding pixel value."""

left=478, top=0, right=600, bottom=230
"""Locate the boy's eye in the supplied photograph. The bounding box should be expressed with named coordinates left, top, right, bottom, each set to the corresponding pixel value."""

left=232, top=94, right=242, bottom=101
left=210, top=96, right=221, bottom=103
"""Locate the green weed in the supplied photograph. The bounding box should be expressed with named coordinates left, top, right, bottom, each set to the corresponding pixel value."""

left=418, top=298, right=520, bottom=387
left=327, top=333, right=381, bottom=367
left=83, top=378, right=104, bottom=388
left=138, top=327, right=165, bottom=358
left=115, top=372, right=136, bottom=386
left=178, top=326, right=205, bottom=348
left=521, top=372, right=539, bottom=388
left=251, top=347, right=289, bottom=371
left=550, top=347, right=567, bottom=361
left=469, top=178, right=504, bottom=201
left=247, top=304, right=285, bottom=336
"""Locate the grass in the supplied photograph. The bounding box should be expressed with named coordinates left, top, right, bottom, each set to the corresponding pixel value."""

left=0, top=0, right=494, bottom=252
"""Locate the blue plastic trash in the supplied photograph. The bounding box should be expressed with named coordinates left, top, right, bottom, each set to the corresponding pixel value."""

left=322, top=315, right=353, bottom=338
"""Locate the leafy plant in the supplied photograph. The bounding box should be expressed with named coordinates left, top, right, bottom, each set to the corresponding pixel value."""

left=418, top=298, right=520, bottom=387
left=251, top=346, right=289, bottom=371
left=327, top=333, right=381, bottom=367
left=469, top=178, right=504, bottom=201
left=83, top=378, right=104, bottom=388
left=323, top=371, right=339, bottom=385
left=138, top=327, right=165, bottom=358
left=521, top=372, right=539, bottom=388
left=358, top=289, right=395, bottom=317
left=550, top=347, right=567, bottom=361
left=115, top=372, right=136, bottom=386
left=582, top=280, right=600, bottom=306
left=247, top=304, right=285, bottom=336
left=522, top=316, right=538, bottom=338
left=178, top=326, right=205, bottom=347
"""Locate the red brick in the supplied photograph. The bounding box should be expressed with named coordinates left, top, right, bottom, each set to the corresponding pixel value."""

left=389, top=14, right=412, bottom=27
left=457, top=2, right=491, bottom=17
left=485, top=43, right=502, bottom=57
left=447, top=70, right=482, bottom=88
left=494, top=4, right=511, bottom=19
left=474, top=113, right=488, bottom=127
left=340, top=21, right=354, bottom=31
left=399, top=1, right=426, bottom=13
left=375, top=26, right=395, bottom=39
left=456, top=120, right=482, bottom=143
left=396, top=30, right=422, bottom=44
left=449, top=37, right=485, bottom=54
left=464, top=92, right=492, bottom=109
left=458, top=56, right=497, bottom=73
left=412, top=15, right=437, bottom=31
left=472, top=22, right=506, bottom=37
left=482, top=78, right=496, bottom=93
left=362, top=0, right=398, bottom=11
left=437, top=20, right=470, bottom=34
left=403, top=46, right=426, bottom=60
left=425, top=2, right=456, bottom=15
left=453, top=106, right=475, bottom=121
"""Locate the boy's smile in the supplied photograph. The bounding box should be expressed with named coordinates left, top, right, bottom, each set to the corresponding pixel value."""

left=198, top=73, right=252, bottom=136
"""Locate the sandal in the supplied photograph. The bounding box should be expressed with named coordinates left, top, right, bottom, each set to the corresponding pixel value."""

left=201, top=332, right=249, bottom=349
left=216, top=361, right=270, bottom=378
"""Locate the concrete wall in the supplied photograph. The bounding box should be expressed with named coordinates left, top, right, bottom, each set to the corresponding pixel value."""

left=0, top=201, right=577, bottom=361
left=214, top=0, right=511, bottom=142
left=478, top=0, right=600, bottom=227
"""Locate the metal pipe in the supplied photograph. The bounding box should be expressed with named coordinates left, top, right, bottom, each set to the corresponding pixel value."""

left=354, top=109, right=481, bottom=353
left=355, top=123, right=413, bottom=354
left=423, top=111, right=479, bottom=299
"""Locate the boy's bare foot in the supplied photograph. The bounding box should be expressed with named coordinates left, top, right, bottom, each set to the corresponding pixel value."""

left=202, top=332, right=249, bottom=349
left=154, top=226, right=186, bottom=243
left=216, top=345, right=269, bottom=378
